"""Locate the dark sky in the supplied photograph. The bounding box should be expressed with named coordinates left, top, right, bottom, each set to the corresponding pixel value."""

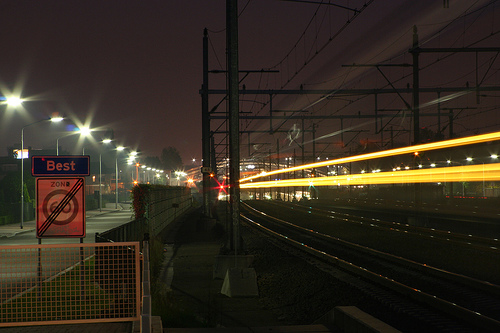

left=0, top=0, right=498, bottom=164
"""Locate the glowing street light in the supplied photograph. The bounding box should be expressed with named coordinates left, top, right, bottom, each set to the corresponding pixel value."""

left=98, top=137, right=114, bottom=212
left=20, top=115, right=64, bottom=229
left=56, top=126, right=92, bottom=156
left=1, top=96, right=24, bottom=108
left=114, top=147, right=127, bottom=208
left=113, top=146, right=138, bottom=207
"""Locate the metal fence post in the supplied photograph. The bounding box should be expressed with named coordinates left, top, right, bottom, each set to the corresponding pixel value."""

left=141, top=237, right=151, bottom=333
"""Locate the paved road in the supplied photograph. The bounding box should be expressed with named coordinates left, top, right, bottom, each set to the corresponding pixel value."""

left=0, top=203, right=134, bottom=246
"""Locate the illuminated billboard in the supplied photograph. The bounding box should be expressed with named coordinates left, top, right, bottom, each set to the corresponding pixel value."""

left=13, top=149, right=29, bottom=159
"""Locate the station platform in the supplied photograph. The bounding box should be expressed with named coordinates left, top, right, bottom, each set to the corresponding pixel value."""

left=158, top=207, right=332, bottom=332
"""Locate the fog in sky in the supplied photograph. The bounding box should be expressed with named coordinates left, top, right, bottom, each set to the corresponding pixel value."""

left=0, top=0, right=498, bottom=164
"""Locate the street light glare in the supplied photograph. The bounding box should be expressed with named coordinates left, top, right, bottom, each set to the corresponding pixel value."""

left=102, top=138, right=112, bottom=144
left=79, top=127, right=92, bottom=136
left=117, top=146, right=125, bottom=151
left=6, top=96, right=23, bottom=107
left=50, top=116, right=64, bottom=122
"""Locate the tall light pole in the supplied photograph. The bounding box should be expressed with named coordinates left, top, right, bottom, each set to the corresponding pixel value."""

left=127, top=152, right=139, bottom=185
left=99, top=138, right=113, bottom=211
left=115, top=146, right=129, bottom=209
left=112, top=147, right=139, bottom=207
left=21, top=115, right=64, bottom=228
left=141, top=165, right=147, bottom=183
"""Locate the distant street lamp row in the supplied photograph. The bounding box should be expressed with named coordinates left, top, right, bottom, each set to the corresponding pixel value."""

left=1, top=95, right=155, bottom=229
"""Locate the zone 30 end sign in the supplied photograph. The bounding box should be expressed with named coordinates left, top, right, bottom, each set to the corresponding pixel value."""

left=32, top=155, right=89, bottom=238
left=36, top=177, right=85, bottom=238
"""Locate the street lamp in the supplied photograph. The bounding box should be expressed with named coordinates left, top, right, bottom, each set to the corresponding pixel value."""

left=20, top=115, right=64, bottom=229
left=98, top=138, right=113, bottom=212
left=56, top=126, right=92, bottom=156
left=112, top=147, right=139, bottom=207
left=141, top=164, right=147, bottom=183
left=1, top=96, right=23, bottom=108
left=115, top=146, right=127, bottom=209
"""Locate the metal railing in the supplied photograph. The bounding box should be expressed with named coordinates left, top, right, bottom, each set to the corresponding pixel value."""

left=0, top=242, right=141, bottom=327
left=96, top=187, right=194, bottom=243
left=95, top=218, right=148, bottom=243
left=147, top=187, right=193, bottom=237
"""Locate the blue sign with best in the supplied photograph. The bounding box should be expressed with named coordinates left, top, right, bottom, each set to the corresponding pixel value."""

left=32, top=156, right=90, bottom=176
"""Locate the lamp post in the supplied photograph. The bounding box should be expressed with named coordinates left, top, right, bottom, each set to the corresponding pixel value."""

left=141, top=165, right=147, bottom=183
left=115, top=147, right=126, bottom=208
left=99, top=138, right=113, bottom=211
left=21, top=116, right=64, bottom=228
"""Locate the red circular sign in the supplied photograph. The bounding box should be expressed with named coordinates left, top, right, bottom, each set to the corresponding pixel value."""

left=42, top=189, right=79, bottom=225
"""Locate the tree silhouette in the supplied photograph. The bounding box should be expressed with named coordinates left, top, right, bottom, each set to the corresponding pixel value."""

left=161, top=147, right=183, bottom=171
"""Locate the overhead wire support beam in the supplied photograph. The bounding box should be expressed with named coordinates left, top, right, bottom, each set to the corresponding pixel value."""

left=213, top=129, right=315, bottom=134
left=209, top=69, right=279, bottom=73
left=203, top=86, right=500, bottom=95
left=343, top=63, right=412, bottom=67
left=210, top=112, right=463, bottom=120
left=281, top=0, right=361, bottom=13
left=412, top=47, right=500, bottom=53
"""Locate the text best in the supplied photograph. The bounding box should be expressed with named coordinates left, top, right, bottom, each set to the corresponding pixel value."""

left=46, top=160, right=76, bottom=171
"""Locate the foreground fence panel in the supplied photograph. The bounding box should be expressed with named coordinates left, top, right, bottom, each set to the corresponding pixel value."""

left=0, top=242, right=141, bottom=327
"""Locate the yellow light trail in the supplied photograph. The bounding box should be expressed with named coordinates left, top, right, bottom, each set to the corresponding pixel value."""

left=240, top=130, right=500, bottom=183
left=240, top=163, right=500, bottom=189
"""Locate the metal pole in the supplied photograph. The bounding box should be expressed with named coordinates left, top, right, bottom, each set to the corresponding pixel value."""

left=412, top=25, right=420, bottom=145
left=301, top=118, right=305, bottom=199
left=412, top=26, right=422, bottom=221
left=227, top=0, right=241, bottom=252
left=20, top=128, right=24, bottom=229
left=20, top=118, right=55, bottom=229
left=312, top=123, right=316, bottom=199
left=202, top=28, right=211, bottom=218
left=99, top=154, right=102, bottom=212
left=276, top=139, right=280, bottom=200
left=115, top=157, right=119, bottom=209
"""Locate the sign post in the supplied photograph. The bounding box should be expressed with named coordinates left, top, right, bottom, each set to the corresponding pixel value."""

left=36, top=177, right=86, bottom=238
left=32, top=155, right=90, bottom=299
left=32, top=155, right=89, bottom=238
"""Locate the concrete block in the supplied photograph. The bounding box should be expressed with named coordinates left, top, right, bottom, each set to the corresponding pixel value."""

left=152, top=315, right=163, bottom=333
left=221, top=267, right=259, bottom=297
left=213, top=255, right=254, bottom=279
left=333, top=306, right=401, bottom=333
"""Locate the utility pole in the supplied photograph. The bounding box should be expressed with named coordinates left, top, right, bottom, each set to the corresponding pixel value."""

left=412, top=25, right=420, bottom=145
left=411, top=25, right=422, bottom=223
left=227, top=0, right=241, bottom=253
left=201, top=28, right=211, bottom=218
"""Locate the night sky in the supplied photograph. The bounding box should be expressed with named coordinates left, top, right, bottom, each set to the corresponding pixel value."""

left=0, top=1, right=499, bottom=165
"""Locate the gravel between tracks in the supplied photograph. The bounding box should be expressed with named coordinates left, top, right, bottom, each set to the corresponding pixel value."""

left=168, top=206, right=424, bottom=331
left=240, top=223, right=421, bottom=331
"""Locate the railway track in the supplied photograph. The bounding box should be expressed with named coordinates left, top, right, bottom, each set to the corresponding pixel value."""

left=272, top=200, right=500, bottom=253
left=241, top=200, right=500, bottom=332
